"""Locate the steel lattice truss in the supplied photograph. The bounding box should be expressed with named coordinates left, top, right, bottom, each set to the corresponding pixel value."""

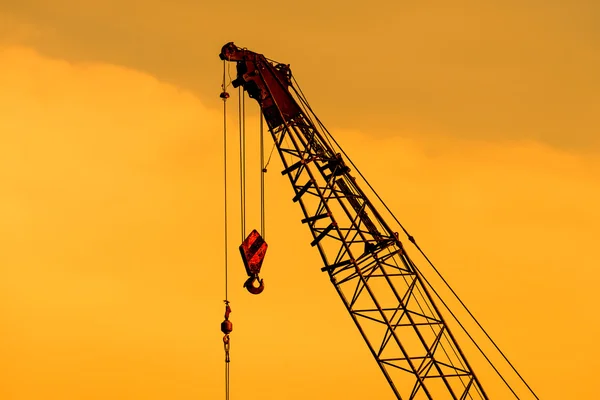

left=272, top=113, right=485, bottom=400
left=220, top=42, right=489, bottom=400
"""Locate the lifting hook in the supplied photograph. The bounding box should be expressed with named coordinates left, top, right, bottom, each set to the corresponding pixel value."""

left=239, top=229, right=268, bottom=295
left=220, top=302, right=232, bottom=362
left=243, top=274, right=264, bottom=295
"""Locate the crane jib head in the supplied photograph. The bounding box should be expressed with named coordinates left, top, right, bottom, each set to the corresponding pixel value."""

left=219, top=42, right=252, bottom=62
left=218, top=42, right=302, bottom=129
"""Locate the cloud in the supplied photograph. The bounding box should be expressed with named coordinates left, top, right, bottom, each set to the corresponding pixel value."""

left=2, top=2, right=600, bottom=151
left=1, top=45, right=599, bottom=399
left=0, top=45, right=225, bottom=399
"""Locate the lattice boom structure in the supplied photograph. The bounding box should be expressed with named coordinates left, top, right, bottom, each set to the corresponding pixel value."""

left=219, top=42, right=489, bottom=400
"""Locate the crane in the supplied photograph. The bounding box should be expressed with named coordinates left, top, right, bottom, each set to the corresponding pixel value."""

left=218, top=42, right=530, bottom=399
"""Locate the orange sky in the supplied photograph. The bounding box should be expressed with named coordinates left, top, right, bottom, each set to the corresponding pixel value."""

left=1, top=3, right=599, bottom=400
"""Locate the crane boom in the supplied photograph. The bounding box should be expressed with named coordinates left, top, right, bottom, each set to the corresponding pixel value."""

left=219, top=42, right=488, bottom=400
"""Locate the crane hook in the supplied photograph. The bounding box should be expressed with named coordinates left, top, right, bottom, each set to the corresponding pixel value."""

left=239, top=230, right=268, bottom=295
left=243, top=274, right=264, bottom=295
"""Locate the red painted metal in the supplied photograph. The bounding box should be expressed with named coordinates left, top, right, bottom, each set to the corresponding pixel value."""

left=239, top=229, right=268, bottom=295
left=239, top=229, right=268, bottom=277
